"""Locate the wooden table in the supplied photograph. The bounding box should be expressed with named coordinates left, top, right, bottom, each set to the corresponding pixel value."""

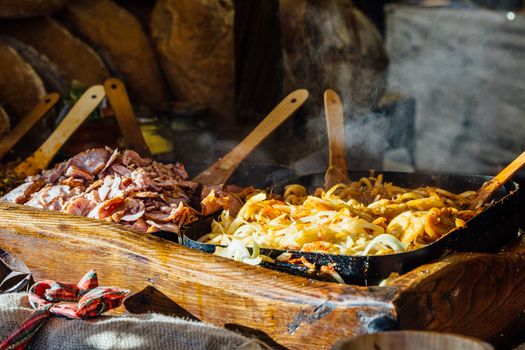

left=0, top=202, right=524, bottom=349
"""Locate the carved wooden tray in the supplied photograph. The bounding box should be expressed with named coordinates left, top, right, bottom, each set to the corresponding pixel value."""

left=0, top=202, right=524, bottom=350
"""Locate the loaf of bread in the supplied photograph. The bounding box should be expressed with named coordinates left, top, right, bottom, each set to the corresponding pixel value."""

left=280, top=0, right=388, bottom=112
left=0, top=105, right=10, bottom=138
left=0, top=41, right=45, bottom=124
left=151, top=0, right=235, bottom=123
left=0, top=0, right=66, bottom=18
left=62, top=0, right=169, bottom=108
left=0, top=17, right=109, bottom=86
left=0, top=36, right=69, bottom=96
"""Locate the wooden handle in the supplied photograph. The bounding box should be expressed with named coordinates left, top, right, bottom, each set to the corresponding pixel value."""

left=324, top=89, right=349, bottom=190
left=14, top=85, right=106, bottom=177
left=473, top=149, right=525, bottom=208
left=193, top=89, right=309, bottom=185
left=0, top=93, right=60, bottom=160
left=104, top=78, right=152, bottom=158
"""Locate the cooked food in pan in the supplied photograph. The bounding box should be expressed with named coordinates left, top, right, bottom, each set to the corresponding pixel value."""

left=202, top=174, right=485, bottom=257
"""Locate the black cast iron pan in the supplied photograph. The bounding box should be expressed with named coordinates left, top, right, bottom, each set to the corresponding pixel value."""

left=181, top=171, right=520, bottom=285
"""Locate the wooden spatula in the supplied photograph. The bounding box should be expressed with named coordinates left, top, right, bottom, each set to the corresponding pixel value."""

left=471, top=149, right=525, bottom=209
left=104, top=78, right=152, bottom=158
left=14, top=85, right=106, bottom=177
left=0, top=93, right=60, bottom=160
left=324, top=89, right=349, bottom=190
left=193, top=89, right=309, bottom=185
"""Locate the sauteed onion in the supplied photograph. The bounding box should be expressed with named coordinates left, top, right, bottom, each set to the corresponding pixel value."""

left=205, top=175, right=483, bottom=256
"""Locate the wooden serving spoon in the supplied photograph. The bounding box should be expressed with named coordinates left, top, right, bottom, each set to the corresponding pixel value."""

left=193, top=89, right=309, bottom=185
left=324, top=89, right=349, bottom=190
left=0, top=93, right=60, bottom=160
left=14, top=85, right=106, bottom=177
left=471, top=149, right=525, bottom=209
left=104, top=78, right=152, bottom=158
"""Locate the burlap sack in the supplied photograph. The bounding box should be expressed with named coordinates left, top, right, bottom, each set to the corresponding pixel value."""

left=0, top=293, right=264, bottom=350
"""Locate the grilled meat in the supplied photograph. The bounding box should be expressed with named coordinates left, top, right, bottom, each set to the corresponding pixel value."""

left=2, top=147, right=202, bottom=233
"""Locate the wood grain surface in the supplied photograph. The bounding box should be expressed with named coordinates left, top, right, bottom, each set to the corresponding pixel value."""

left=0, top=201, right=396, bottom=349
left=0, top=201, right=523, bottom=349
left=389, top=240, right=525, bottom=341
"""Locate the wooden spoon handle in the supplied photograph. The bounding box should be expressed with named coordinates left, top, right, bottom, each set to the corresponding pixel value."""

left=493, top=149, right=525, bottom=184
left=0, top=93, right=60, bottom=160
left=193, top=89, right=309, bottom=185
left=325, top=89, right=348, bottom=173
left=324, top=89, right=349, bottom=190
left=14, top=85, right=105, bottom=177
left=474, top=149, right=525, bottom=208
left=104, top=78, right=152, bottom=158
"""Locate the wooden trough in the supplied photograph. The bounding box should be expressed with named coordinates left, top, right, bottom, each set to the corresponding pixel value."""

left=0, top=201, right=524, bottom=349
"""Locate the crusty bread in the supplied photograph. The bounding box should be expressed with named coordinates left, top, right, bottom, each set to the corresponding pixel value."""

left=0, top=17, right=109, bottom=86
left=0, top=36, right=69, bottom=96
left=0, top=41, right=45, bottom=124
left=0, top=0, right=66, bottom=18
left=151, top=0, right=234, bottom=123
left=62, top=0, right=169, bottom=108
left=280, top=0, right=388, bottom=111
left=0, top=105, right=10, bottom=138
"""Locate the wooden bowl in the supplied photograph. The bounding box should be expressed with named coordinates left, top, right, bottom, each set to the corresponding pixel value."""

left=333, top=331, right=494, bottom=350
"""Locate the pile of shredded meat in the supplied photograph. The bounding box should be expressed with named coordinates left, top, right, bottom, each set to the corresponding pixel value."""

left=2, top=148, right=220, bottom=234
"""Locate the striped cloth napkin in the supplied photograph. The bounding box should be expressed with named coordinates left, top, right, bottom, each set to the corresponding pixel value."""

left=0, top=269, right=129, bottom=350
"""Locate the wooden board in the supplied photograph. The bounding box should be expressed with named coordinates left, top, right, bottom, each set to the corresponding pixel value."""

left=0, top=201, right=524, bottom=349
